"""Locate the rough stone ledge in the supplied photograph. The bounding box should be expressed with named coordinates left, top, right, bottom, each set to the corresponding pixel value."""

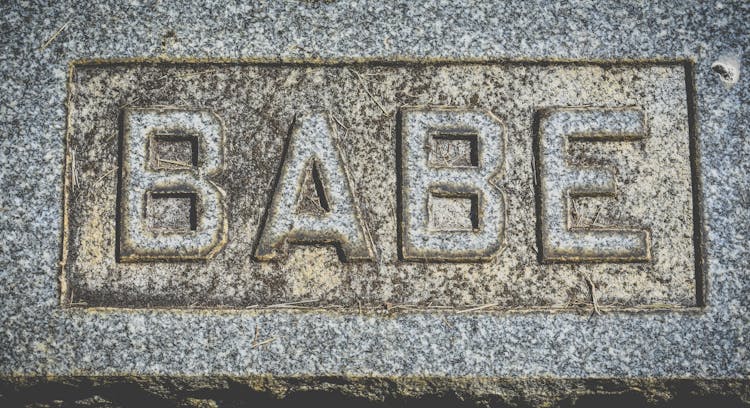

left=1, top=376, right=748, bottom=407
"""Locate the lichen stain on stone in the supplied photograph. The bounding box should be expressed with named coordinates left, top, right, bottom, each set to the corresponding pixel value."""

left=78, top=203, right=107, bottom=267
left=284, top=246, right=343, bottom=298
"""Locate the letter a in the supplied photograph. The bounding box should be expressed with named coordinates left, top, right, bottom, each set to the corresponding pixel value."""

left=255, top=113, right=373, bottom=261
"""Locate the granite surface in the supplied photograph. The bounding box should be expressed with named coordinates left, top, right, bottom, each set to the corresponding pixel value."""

left=63, top=61, right=697, bottom=309
left=0, top=0, right=748, bottom=405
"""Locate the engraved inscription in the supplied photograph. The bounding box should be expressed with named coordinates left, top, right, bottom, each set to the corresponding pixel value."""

left=117, top=108, right=227, bottom=261
left=399, top=108, right=506, bottom=261
left=255, top=113, right=373, bottom=261
left=63, top=61, right=701, bottom=308
left=535, top=107, right=651, bottom=262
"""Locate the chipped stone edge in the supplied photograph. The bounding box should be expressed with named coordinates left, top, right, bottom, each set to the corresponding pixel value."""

left=1, top=375, right=749, bottom=406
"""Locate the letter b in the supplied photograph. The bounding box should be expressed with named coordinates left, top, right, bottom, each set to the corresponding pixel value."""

left=117, top=108, right=227, bottom=262
left=399, top=108, right=506, bottom=261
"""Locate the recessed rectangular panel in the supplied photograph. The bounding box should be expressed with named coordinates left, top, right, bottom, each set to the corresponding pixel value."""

left=61, top=60, right=701, bottom=309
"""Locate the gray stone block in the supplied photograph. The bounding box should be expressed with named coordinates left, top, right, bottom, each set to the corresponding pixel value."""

left=0, top=0, right=748, bottom=406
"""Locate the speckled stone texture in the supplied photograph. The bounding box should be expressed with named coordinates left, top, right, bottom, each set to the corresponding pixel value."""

left=0, top=0, right=748, bottom=406
left=63, top=61, right=698, bottom=309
